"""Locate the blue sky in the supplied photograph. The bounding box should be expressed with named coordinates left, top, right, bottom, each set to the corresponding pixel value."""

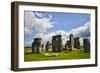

left=42, top=11, right=90, bottom=34
left=24, top=11, right=90, bottom=47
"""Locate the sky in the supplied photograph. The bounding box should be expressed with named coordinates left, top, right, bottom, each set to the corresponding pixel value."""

left=24, top=11, right=90, bottom=47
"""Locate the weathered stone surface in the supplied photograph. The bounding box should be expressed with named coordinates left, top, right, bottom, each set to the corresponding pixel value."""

left=32, top=38, right=42, bottom=53
left=45, top=41, right=50, bottom=52
left=64, top=41, right=68, bottom=51
left=83, top=39, right=90, bottom=52
left=69, top=34, right=74, bottom=51
left=41, top=44, right=44, bottom=51
left=43, top=53, right=59, bottom=57
left=67, top=40, right=70, bottom=48
left=52, top=35, right=62, bottom=52
left=74, top=37, right=80, bottom=49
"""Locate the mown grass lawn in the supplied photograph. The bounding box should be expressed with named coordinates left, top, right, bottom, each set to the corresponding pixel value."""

left=24, top=48, right=90, bottom=62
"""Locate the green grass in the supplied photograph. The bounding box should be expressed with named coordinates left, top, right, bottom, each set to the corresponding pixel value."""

left=24, top=48, right=90, bottom=62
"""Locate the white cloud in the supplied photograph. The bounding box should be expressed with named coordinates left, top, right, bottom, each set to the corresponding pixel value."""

left=41, top=21, right=90, bottom=45
left=24, top=27, right=32, bottom=35
left=24, top=11, right=54, bottom=37
left=33, top=17, right=53, bottom=34
left=35, top=34, right=43, bottom=38
left=49, top=15, right=53, bottom=19
left=24, top=12, right=35, bottom=35
left=35, top=12, right=45, bottom=17
left=25, top=11, right=90, bottom=47
left=24, top=12, right=35, bottom=27
left=71, top=21, right=90, bottom=37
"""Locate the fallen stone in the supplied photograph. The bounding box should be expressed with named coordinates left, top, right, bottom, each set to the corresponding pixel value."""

left=43, top=53, right=59, bottom=57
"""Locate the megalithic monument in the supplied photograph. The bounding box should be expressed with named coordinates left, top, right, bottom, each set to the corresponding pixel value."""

left=69, top=34, right=74, bottom=51
left=52, top=35, right=62, bottom=52
left=74, top=37, right=80, bottom=49
left=83, top=39, right=90, bottom=52
left=32, top=38, right=42, bottom=53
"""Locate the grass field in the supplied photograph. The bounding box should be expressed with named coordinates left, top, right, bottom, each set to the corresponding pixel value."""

left=24, top=48, right=90, bottom=62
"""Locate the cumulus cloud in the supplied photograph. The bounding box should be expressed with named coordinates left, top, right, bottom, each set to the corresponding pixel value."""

left=24, top=27, right=32, bottom=35
left=35, top=12, right=45, bottom=17
left=71, top=21, right=90, bottom=38
left=25, top=21, right=90, bottom=47
left=24, top=11, right=90, bottom=47
left=42, top=21, right=90, bottom=45
left=24, top=11, right=54, bottom=37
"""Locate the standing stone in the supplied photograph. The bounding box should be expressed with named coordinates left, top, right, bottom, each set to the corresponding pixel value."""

left=83, top=39, right=90, bottom=52
left=57, top=35, right=62, bottom=52
left=32, top=41, right=35, bottom=53
left=41, top=44, right=44, bottom=51
left=74, top=37, right=80, bottom=49
left=45, top=41, right=50, bottom=52
left=67, top=40, right=70, bottom=48
left=52, top=35, right=62, bottom=52
left=64, top=41, right=68, bottom=51
left=32, top=38, right=42, bottom=53
left=69, top=34, right=74, bottom=51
